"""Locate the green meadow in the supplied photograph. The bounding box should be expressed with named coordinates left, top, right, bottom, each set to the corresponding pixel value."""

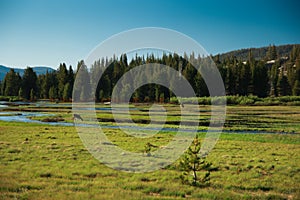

left=0, top=104, right=300, bottom=199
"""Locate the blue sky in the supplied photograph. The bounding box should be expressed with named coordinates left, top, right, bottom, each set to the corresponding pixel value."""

left=0, top=0, right=299, bottom=69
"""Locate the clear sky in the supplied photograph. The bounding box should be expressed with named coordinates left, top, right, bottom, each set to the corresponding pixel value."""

left=0, top=0, right=299, bottom=69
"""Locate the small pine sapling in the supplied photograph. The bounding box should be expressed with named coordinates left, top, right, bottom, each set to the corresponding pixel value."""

left=179, top=135, right=212, bottom=186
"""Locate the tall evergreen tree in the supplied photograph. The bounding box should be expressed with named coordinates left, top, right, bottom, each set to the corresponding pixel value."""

left=195, top=72, right=209, bottom=97
left=30, top=88, right=35, bottom=101
left=277, top=75, right=292, bottom=96
left=183, top=62, right=197, bottom=92
left=63, top=83, right=71, bottom=101
left=73, top=61, right=91, bottom=101
left=266, top=44, right=277, bottom=60
left=226, top=66, right=235, bottom=95
left=290, top=45, right=300, bottom=62
left=253, top=61, right=269, bottom=97
left=2, top=69, right=21, bottom=96
left=293, top=80, right=300, bottom=96
left=2, top=46, right=300, bottom=101
left=68, top=65, right=75, bottom=100
left=21, top=67, right=37, bottom=100
left=18, top=88, right=24, bottom=99
left=49, top=86, right=58, bottom=100
left=40, top=72, right=50, bottom=99
left=57, top=63, right=68, bottom=99
left=269, top=62, right=280, bottom=96
left=239, top=62, right=252, bottom=95
left=90, top=60, right=102, bottom=100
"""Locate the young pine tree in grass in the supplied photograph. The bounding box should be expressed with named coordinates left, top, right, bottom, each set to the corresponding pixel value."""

left=179, top=135, right=212, bottom=186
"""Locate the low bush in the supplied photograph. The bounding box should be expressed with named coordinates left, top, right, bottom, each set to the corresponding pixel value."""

left=180, top=95, right=300, bottom=106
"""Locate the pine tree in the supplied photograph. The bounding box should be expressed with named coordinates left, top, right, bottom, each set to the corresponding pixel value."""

left=253, top=61, right=269, bottom=97
left=67, top=65, right=75, bottom=100
left=30, top=88, right=35, bottom=101
left=98, top=90, right=104, bottom=102
left=22, top=67, right=37, bottom=100
left=99, top=75, right=111, bottom=100
left=79, top=86, right=87, bottom=102
left=179, top=135, right=212, bottom=186
left=292, top=80, right=300, bottom=96
left=2, top=69, right=21, bottom=96
left=41, top=72, right=50, bottom=99
left=226, top=67, right=236, bottom=95
left=63, top=83, right=71, bottom=101
left=266, top=44, right=277, bottom=60
left=290, top=45, right=300, bottom=62
left=239, top=61, right=251, bottom=95
left=57, top=63, right=68, bottom=99
left=277, top=75, right=292, bottom=96
left=270, top=62, right=279, bottom=96
left=49, top=86, right=57, bottom=100
left=183, top=62, right=197, bottom=91
left=195, top=72, right=209, bottom=97
left=18, top=88, right=24, bottom=99
left=73, top=61, right=91, bottom=102
left=295, top=60, right=300, bottom=84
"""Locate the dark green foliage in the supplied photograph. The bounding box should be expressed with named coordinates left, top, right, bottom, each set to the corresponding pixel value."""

left=277, top=75, right=292, bottom=96
left=2, top=69, right=21, bottom=96
left=195, top=72, right=209, bottom=97
left=293, top=80, right=300, bottom=96
left=2, top=44, right=300, bottom=102
left=30, top=88, right=35, bottom=101
left=252, top=61, right=269, bottom=97
left=21, top=67, right=37, bottom=100
left=38, top=71, right=57, bottom=99
left=266, top=44, right=277, bottom=60
left=18, top=87, right=23, bottom=99
left=215, top=44, right=298, bottom=61
left=290, top=45, right=300, bottom=62
left=63, top=83, right=71, bottom=101
left=49, top=86, right=57, bottom=100
left=269, top=62, right=279, bottom=96
left=239, top=62, right=252, bottom=95
left=57, top=63, right=68, bottom=99
left=73, top=61, right=91, bottom=102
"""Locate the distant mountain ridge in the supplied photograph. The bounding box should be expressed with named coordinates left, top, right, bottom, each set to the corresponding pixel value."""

left=216, top=44, right=300, bottom=61
left=0, top=65, right=54, bottom=81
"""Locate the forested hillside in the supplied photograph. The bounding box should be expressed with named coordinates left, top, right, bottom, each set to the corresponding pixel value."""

left=216, top=44, right=299, bottom=61
left=0, top=44, right=299, bottom=102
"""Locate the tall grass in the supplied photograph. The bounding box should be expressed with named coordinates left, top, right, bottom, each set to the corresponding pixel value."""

left=0, top=96, right=22, bottom=102
left=0, top=121, right=299, bottom=199
left=178, top=95, right=300, bottom=106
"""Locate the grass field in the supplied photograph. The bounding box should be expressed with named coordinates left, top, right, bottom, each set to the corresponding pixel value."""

left=0, top=104, right=300, bottom=199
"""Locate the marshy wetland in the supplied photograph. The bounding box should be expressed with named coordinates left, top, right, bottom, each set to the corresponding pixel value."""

left=0, top=102, right=299, bottom=199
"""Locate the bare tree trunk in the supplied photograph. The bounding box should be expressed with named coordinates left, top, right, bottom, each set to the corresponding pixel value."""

left=193, top=164, right=197, bottom=185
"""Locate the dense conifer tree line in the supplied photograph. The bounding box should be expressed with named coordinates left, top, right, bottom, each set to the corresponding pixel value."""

left=0, top=45, right=299, bottom=102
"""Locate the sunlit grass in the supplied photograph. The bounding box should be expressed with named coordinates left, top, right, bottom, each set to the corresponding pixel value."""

left=0, top=117, right=299, bottom=199
left=1, top=103, right=300, bottom=199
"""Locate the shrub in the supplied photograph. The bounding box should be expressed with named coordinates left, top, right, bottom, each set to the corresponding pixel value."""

left=238, top=96, right=255, bottom=105
left=170, top=97, right=179, bottom=104
left=211, top=96, right=226, bottom=105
